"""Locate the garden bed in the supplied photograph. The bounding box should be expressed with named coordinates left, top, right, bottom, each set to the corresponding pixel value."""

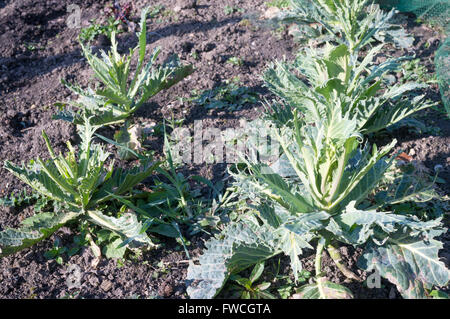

left=0, top=0, right=448, bottom=299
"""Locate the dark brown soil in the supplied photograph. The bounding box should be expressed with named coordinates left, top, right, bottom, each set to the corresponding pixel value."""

left=0, top=0, right=448, bottom=299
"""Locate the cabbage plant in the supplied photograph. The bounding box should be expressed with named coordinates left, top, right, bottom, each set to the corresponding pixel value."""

left=186, top=111, right=449, bottom=299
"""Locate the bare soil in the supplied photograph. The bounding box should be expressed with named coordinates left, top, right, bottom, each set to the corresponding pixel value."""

left=0, top=0, right=448, bottom=299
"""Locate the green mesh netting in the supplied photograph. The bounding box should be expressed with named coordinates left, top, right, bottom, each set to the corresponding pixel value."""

left=377, top=0, right=450, bottom=117
left=378, top=0, right=449, bottom=25
left=436, top=35, right=450, bottom=117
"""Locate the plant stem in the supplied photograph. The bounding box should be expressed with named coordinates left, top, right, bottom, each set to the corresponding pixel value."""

left=315, top=238, right=326, bottom=277
left=85, top=230, right=101, bottom=258
left=314, top=237, right=328, bottom=298
left=326, top=243, right=362, bottom=282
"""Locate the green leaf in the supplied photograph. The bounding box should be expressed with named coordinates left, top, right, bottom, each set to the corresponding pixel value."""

left=326, top=200, right=444, bottom=246
left=278, top=228, right=311, bottom=282
left=0, top=211, right=80, bottom=257
left=241, top=291, right=251, bottom=299
left=130, top=6, right=150, bottom=91
left=336, top=141, right=396, bottom=210
left=249, top=262, right=265, bottom=283
left=91, top=161, right=160, bottom=205
left=378, top=172, right=438, bottom=206
left=104, top=238, right=127, bottom=259
left=96, top=87, right=131, bottom=107
left=148, top=224, right=178, bottom=238
left=86, top=210, right=156, bottom=248
left=429, top=290, right=449, bottom=299
left=293, top=277, right=353, bottom=299
left=113, top=124, right=143, bottom=161
left=256, top=282, right=271, bottom=291
left=358, top=231, right=450, bottom=299
left=4, top=161, right=76, bottom=207
left=341, top=201, right=443, bottom=234
left=186, top=218, right=281, bottom=299
left=325, top=216, right=372, bottom=245
left=234, top=277, right=251, bottom=288
left=362, top=94, right=433, bottom=134
left=228, top=242, right=278, bottom=274
left=95, top=132, right=145, bottom=161
left=136, top=56, right=194, bottom=108
left=283, top=211, right=330, bottom=236
left=250, top=164, right=314, bottom=213
left=263, top=60, right=310, bottom=108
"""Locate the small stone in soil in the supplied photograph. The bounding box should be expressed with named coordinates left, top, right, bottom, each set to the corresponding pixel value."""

left=264, top=7, right=280, bottom=19
left=88, top=276, right=99, bottom=287
left=174, top=0, right=196, bottom=12
left=100, top=280, right=113, bottom=292
left=340, top=246, right=349, bottom=257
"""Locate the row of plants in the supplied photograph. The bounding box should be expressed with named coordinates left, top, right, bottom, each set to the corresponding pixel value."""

left=0, top=1, right=448, bottom=299
left=185, top=0, right=449, bottom=299
left=0, top=8, right=201, bottom=260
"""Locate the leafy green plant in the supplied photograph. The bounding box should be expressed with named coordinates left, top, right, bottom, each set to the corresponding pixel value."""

left=274, top=267, right=310, bottom=298
left=24, top=43, right=38, bottom=52
left=227, top=56, right=244, bottom=66
left=148, top=5, right=165, bottom=18
left=79, top=17, right=122, bottom=43
left=429, top=290, right=449, bottom=299
left=95, top=228, right=129, bottom=259
left=108, top=137, right=234, bottom=243
left=399, top=58, right=437, bottom=85
left=190, top=77, right=259, bottom=111
left=186, top=111, right=449, bottom=299
left=68, top=227, right=90, bottom=256
left=224, top=5, right=244, bottom=15
left=0, top=117, right=160, bottom=257
left=0, top=189, right=42, bottom=208
left=280, top=0, right=413, bottom=51
left=44, top=237, right=67, bottom=264
left=230, top=262, right=276, bottom=299
left=58, top=8, right=193, bottom=128
left=264, top=43, right=433, bottom=134
left=266, top=0, right=291, bottom=9
left=185, top=0, right=447, bottom=301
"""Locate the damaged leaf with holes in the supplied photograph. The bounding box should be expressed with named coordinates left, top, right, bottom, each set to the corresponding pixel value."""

left=186, top=108, right=449, bottom=299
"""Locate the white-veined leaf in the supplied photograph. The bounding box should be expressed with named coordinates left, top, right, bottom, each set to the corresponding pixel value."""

left=358, top=230, right=450, bottom=299
left=293, top=277, right=353, bottom=299
left=0, top=211, right=80, bottom=257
